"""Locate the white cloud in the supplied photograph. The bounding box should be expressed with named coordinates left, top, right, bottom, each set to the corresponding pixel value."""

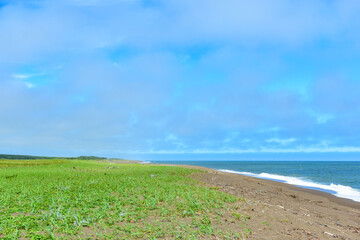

left=306, top=109, right=335, bottom=124
left=266, top=138, right=297, bottom=145
left=165, top=134, right=186, bottom=149
left=164, top=134, right=177, bottom=142
left=316, top=114, right=334, bottom=124
left=124, top=146, right=360, bottom=155
left=12, top=74, right=30, bottom=79
left=23, top=81, right=35, bottom=88
left=257, top=127, right=281, bottom=133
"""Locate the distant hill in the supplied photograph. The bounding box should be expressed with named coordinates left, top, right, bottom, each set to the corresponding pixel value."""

left=0, top=154, right=107, bottom=160
left=71, top=156, right=107, bottom=160
left=0, top=154, right=53, bottom=160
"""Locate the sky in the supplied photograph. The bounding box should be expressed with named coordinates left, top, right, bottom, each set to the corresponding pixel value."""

left=1, top=0, right=360, bottom=160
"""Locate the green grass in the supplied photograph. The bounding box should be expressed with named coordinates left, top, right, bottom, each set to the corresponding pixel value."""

left=0, top=160, right=248, bottom=239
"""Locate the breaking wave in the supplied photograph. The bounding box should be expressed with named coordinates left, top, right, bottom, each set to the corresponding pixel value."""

left=219, top=169, right=360, bottom=202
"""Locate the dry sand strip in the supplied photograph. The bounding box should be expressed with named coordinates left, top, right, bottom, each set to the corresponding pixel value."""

left=150, top=163, right=360, bottom=240
left=193, top=167, right=360, bottom=240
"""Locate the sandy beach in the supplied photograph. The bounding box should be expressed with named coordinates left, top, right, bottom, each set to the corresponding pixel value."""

left=155, top=163, right=360, bottom=240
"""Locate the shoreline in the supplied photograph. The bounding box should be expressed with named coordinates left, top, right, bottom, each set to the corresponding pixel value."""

left=148, top=162, right=360, bottom=239
left=148, top=162, right=360, bottom=209
left=218, top=169, right=360, bottom=210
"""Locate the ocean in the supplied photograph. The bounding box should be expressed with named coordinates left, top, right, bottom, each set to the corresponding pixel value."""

left=150, top=161, right=360, bottom=202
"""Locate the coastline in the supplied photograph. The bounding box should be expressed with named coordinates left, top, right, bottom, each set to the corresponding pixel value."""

left=150, top=162, right=360, bottom=239
left=150, top=162, right=360, bottom=208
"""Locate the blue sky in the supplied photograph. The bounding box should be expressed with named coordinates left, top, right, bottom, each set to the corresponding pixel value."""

left=1, top=0, right=360, bottom=160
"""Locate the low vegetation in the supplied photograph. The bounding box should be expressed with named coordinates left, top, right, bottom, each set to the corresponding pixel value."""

left=0, top=160, right=249, bottom=239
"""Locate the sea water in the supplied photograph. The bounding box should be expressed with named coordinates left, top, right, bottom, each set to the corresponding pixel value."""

left=150, top=161, right=360, bottom=202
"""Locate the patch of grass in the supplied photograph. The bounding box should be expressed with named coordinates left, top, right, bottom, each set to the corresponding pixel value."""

left=232, top=212, right=251, bottom=223
left=0, top=160, right=248, bottom=239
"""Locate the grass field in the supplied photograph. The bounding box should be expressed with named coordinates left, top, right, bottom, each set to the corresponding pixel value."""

left=0, top=160, right=250, bottom=239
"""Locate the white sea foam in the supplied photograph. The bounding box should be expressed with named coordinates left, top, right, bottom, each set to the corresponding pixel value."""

left=139, top=161, right=151, bottom=164
left=218, top=169, right=360, bottom=202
